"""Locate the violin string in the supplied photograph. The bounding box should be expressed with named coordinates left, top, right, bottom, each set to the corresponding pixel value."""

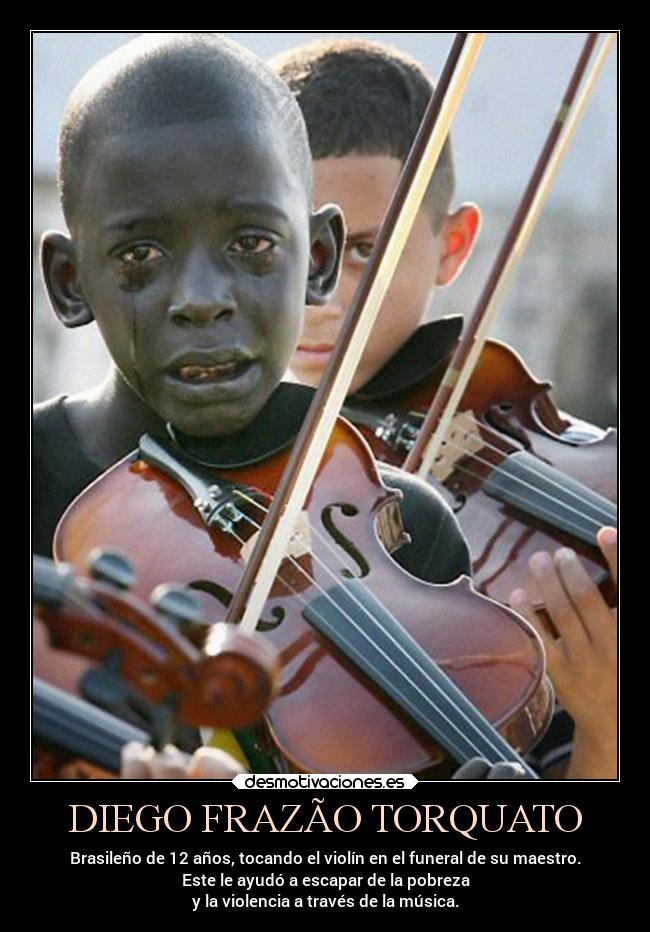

left=436, top=409, right=579, bottom=462
left=65, top=570, right=502, bottom=767
left=34, top=541, right=503, bottom=763
left=434, top=412, right=616, bottom=523
left=55, top=502, right=519, bottom=764
left=234, top=491, right=361, bottom=579
left=440, top=423, right=615, bottom=523
left=231, top=473, right=594, bottom=742
left=227, top=493, right=519, bottom=765
left=430, top=435, right=614, bottom=533
left=438, top=440, right=612, bottom=535
left=453, top=410, right=616, bottom=521
left=432, top=451, right=604, bottom=543
left=226, top=518, right=513, bottom=765
left=446, top=461, right=604, bottom=545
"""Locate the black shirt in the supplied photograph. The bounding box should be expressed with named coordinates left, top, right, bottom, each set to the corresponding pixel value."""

left=33, top=395, right=103, bottom=559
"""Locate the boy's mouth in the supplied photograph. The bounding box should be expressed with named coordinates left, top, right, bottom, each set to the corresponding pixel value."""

left=177, top=361, right=249, bottom=384
left=162, top=348, right=261, bottom=401
left=295, top=343, right=334, bottom=357
left=293, top=343, right=334, bottom=372
left=298, top=343, right=334, bottom=352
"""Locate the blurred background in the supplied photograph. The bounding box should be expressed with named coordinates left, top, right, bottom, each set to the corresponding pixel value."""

left=32, top=31, right=617, bottom=427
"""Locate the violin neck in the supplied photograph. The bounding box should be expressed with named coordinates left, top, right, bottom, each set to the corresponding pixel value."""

left=303, top=578, right=539, bottom=779
left=33, top=678, right=150, bottom=774
left=482, top=451, right=617, bottom=546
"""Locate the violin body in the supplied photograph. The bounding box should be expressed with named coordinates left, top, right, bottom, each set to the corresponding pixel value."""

left=55, top=418, right=552, bottom=775
left=348, top=339, right=617, bottom=604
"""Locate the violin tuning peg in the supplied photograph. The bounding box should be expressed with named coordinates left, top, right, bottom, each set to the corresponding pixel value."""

left=88, top=548, right=136, bottom=590
left=150, top=584, right=204, bottom=628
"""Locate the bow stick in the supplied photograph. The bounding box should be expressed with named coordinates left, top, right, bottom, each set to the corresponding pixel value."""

left=215, top=32, right=485, bottom=639
left=403, top=32, right=616, bottom=478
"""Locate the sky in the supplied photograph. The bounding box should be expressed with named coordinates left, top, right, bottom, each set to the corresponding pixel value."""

left=33, top=31, right=617, bottom=216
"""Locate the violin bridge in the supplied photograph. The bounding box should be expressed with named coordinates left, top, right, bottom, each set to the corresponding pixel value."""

left=239, top=511, right=313, bottom=565
left=376, top=500, right=411, bottom=554
left=429, top=410, right=484, bottom=482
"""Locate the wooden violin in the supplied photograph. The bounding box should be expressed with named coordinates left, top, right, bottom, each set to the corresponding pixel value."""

left=52, top=34, right=553, bottom=778
left=54, top=411, right=552, bottom=776
left=343, top=33, right=617, bottom=607
left=343, top=332, right=617, bottom=604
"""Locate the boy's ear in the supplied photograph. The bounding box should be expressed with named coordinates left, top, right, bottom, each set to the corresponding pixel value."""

left=436, top=203, right=481, bottom=287
left=40, top=231, right=94, bottom=328
left=306, top=204, right=346, bottom=306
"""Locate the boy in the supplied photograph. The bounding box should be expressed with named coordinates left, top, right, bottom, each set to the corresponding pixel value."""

left=271, top=38, right=616, bottom=780
left=270, top=39, right=479, bottom=396
left=34, top=33, right=466, bottom=580
left=34, top=33, right=512, bottom=778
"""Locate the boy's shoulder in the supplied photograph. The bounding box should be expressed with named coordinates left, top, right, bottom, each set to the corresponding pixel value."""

left=33, top=394, right=93, bottom=467
left=349, top=315, right=462, bottom=402
left=34, top=394, right=67, bottom=427
left=34, top=395, right=78, bottom=467
left=33, top=395, right=101, bottom=556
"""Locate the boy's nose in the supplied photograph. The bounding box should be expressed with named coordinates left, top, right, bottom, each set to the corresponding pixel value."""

left=168, top=251, right=236, bottom=325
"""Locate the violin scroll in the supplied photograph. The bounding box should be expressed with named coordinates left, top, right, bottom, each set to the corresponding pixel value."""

left=33, top=554, right=279, bottom=731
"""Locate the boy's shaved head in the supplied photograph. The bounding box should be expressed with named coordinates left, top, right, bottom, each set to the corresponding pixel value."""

left=270, top=38, right=455, bottom=231
left=59, top=32, right=312, bottom=228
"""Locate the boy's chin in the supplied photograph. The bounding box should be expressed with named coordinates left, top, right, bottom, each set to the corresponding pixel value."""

left=288, top=364, right=322, bottom=389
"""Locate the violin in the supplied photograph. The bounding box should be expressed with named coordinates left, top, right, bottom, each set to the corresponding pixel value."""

left=337, top=33, right=617, bottom=608
left=54, top=409, right=552, bottom=776
left=51, top=34, right=554, bottom=778
left=33, top=548, right=277, bottom=747
left=45, top=34, right=613, bottom=778
left=343, top=332, right=617, bottom=605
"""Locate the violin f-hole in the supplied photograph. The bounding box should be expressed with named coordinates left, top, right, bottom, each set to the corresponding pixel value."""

left=189, top=580, right=285, bottom=631
left=321, top=503, right=369, bottom=579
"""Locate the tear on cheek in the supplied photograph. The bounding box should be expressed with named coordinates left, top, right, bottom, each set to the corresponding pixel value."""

left=114, top=264, right=149, bottom=291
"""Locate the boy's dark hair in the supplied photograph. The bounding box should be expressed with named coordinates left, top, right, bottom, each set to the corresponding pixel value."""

left=59, top=33, right=312, bottom=230
left=270, top=38, right=455, bottom=232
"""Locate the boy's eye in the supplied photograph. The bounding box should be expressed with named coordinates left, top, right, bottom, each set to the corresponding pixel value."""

left=346, top=240, right=374, bottom=264
left=230, top=235, right=275, bottom=255
left=115, top=244, right=164, bottom=266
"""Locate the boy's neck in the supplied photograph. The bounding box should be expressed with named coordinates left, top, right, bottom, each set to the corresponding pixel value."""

left=64, top=366, right=167, bottom=471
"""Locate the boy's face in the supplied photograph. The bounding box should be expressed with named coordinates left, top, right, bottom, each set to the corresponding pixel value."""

left=290, top=154, right=477, bottom=393
left=63, top=115, right=331, bottom=437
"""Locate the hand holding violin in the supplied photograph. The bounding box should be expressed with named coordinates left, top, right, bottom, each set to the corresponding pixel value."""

left=509, top=527, right=617, bottom=779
